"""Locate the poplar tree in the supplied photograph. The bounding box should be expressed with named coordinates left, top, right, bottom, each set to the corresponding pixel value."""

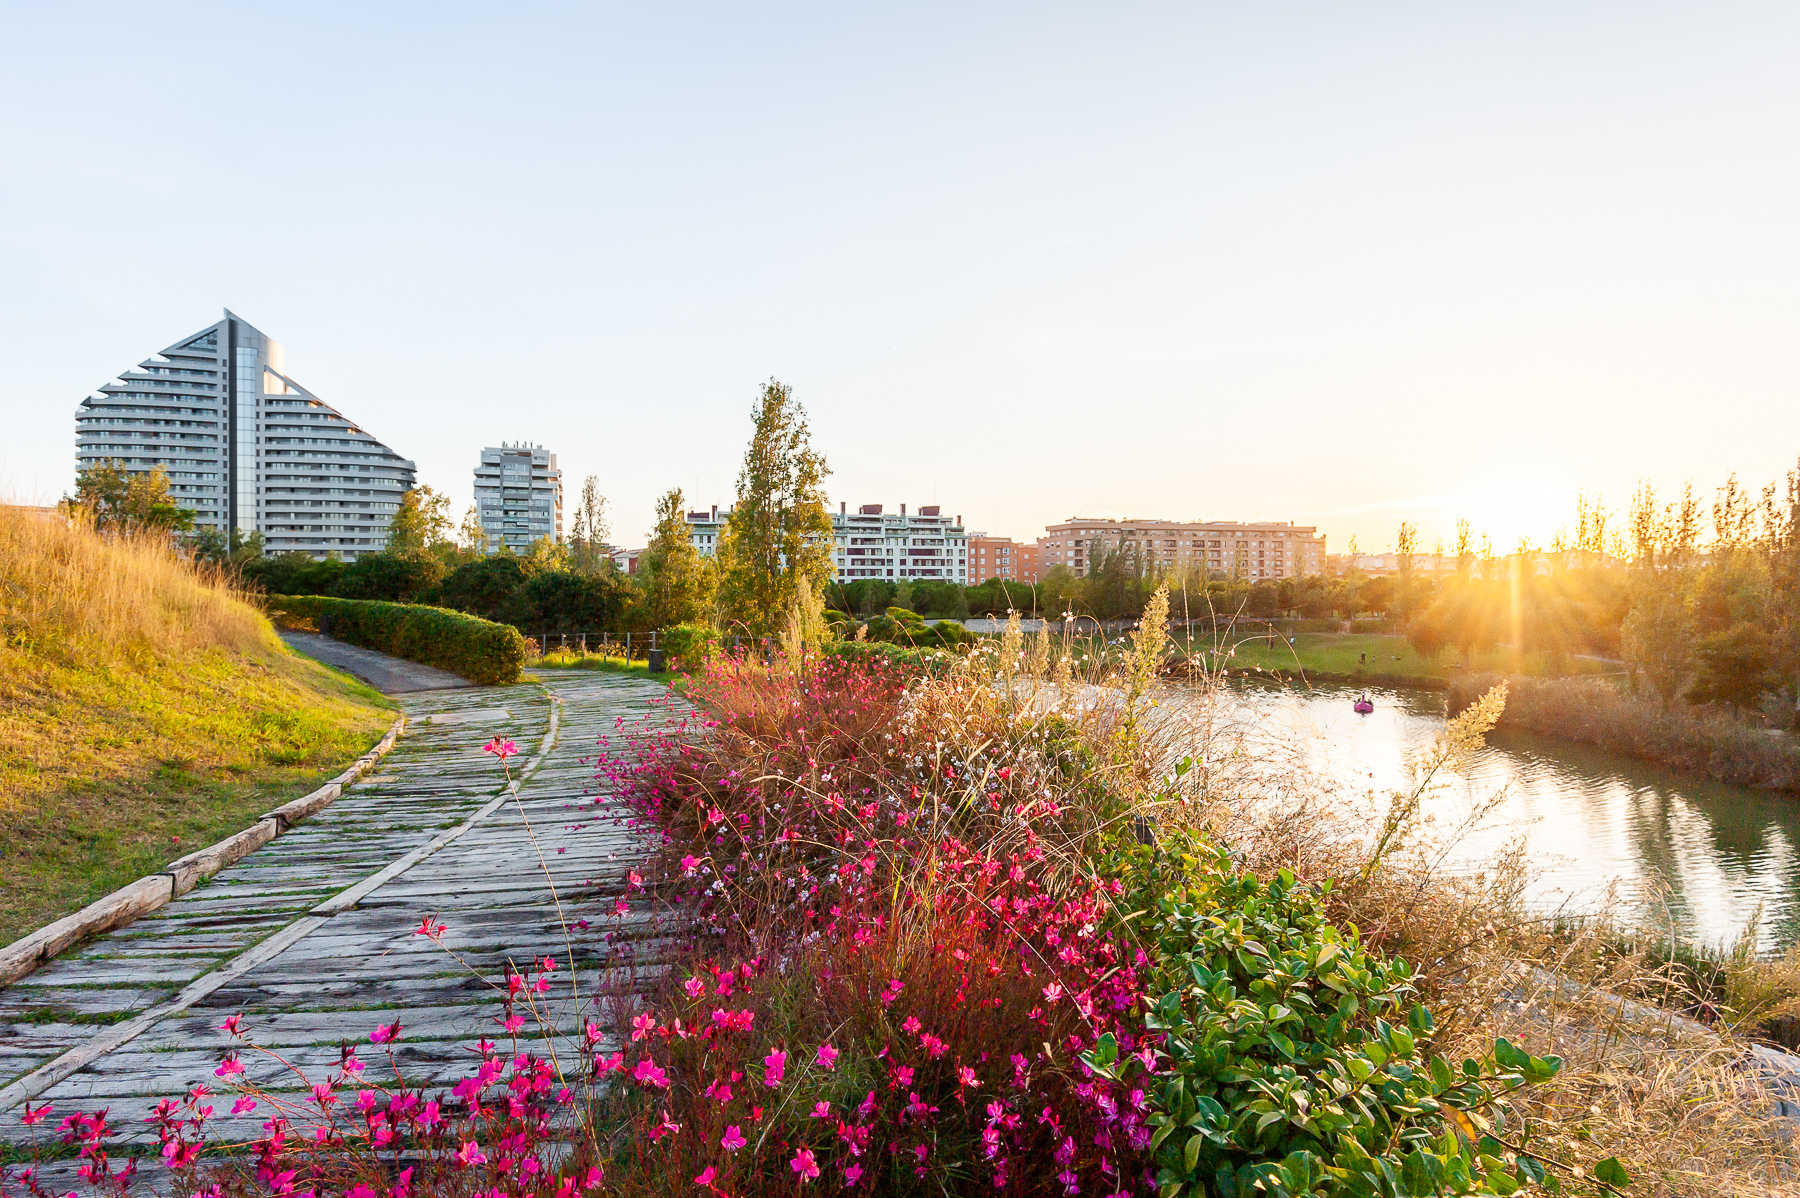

left=568, top=475, right=611, bottom=575
left=639, top=487, right=713, bottom=628
left=717, top=379, right=832, bottom=638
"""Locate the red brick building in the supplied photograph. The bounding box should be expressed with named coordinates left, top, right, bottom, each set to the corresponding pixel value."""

left=968, top=534, right=1043, bottom=583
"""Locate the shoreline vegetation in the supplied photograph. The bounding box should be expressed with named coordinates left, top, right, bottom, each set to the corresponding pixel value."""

left=0, top=507, right=393, bottom=947
left=1448, top=673, right=1800, bottom=794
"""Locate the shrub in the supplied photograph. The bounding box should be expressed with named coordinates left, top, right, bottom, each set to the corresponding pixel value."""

left=435, top=553, right=530, bottom=621
left=332, top=550, right=445, bottom=602
left=661, top=621, right=719, bottom=671
left=269, top=595, right=529, bottom=685
left=820, top=637, right=948, bottom=674
left=1105, top=834, right=1585, bottom=1197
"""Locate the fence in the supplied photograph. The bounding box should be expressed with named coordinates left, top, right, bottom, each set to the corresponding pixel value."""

left=530, top=630, right=754, bottom=663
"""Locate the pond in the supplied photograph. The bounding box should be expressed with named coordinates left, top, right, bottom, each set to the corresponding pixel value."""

left=1202, top=679, right=1800, bottom=952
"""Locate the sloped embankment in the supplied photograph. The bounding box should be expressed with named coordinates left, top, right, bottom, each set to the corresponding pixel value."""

left=0, top=506, right=392, bottom=944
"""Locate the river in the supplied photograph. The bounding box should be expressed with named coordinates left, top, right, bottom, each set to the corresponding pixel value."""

left=1208, top=679, right=1800, bottom=953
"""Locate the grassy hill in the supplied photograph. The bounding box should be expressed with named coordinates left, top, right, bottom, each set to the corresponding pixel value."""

left=0, top=506, right=393, bottom=946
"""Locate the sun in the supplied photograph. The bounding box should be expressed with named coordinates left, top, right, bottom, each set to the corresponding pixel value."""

left=1442, top=468, right=1579, bottom=552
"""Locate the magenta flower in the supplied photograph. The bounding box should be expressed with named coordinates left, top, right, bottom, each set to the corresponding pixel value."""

left=763, top=1048, right=787, bottom=1087
left=694, top=1165, right=717, bottom=1186
left=482, top=736, right=519, bottom=760
left=815, top=1043, right=839, bottom=1070
left=633, top=1057, right=671, bottom=1089
left=219, top=1014, right=242, bottom=1035
left=721, top=1124, right=747, bottom=1151
left=790, top=1147, right=820, bottom=1181
left=455, top=1140, right=488, bottom=1168
left=213, top=1055, right=244, bottom=1077
left=370, top=1021, right=401, bottom=1044
left=20, top=1103, right=50, bottom=1126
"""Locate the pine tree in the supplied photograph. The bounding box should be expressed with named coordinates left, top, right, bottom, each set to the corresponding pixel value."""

left=716, top=379, right=831, bottom=638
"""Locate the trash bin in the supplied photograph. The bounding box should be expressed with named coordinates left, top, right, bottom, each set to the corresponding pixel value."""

left=646, top=648, right=667, bottom=673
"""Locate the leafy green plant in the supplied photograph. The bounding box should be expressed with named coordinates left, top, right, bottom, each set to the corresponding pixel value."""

left=268, top=595, right=529, bottom=685
left=661, top=621, right=719, bottom=671
left=1093, top=836, right=1630, bottom=1197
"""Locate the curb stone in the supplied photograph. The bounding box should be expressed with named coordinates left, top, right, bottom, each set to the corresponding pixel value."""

left=0, top=712, right=407, bottom=988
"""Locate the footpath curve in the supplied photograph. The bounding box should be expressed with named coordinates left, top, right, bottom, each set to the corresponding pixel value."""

left=0, top=669, right=666, bottom=1148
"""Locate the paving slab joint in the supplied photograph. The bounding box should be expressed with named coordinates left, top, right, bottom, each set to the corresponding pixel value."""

left=0, top=710, right=407, bottom=989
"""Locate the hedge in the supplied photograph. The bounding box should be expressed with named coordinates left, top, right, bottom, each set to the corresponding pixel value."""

left=269, top=595, right=531, bottom=686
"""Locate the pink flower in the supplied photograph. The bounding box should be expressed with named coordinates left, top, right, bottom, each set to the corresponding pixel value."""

left=763, top=1048, right=787, bottom=1087
left=414, top=916, right=445, bottom=939
left=418, top=1100, right=442, bottom=1128
left=371, top=1021, right=401, bottom=1044
left=633, top=1058, right=670, bottom=1089
left=482, top=737, right=519, bottom=760
left=694, top=1166, right=717, bottom=1187
left=214, top=1055, right=244, bottom=1077
left=810, top=1101, right=831, bottom=1118
left=455, top=1140, right=487, bottom=1168
left=219, top=1014, right=242, bottom=1035
left=790, top=1148, right=820, bottom=1181
left=845, top=1163, right=863, bottom=1185
left=815, top=1043, right=839, bottom=1071
left=231, top=1095, right=258, bottom=1115
left=721, top=1125, right=746, bottom=1152
left=20, top=1103, right=50, bottom=1126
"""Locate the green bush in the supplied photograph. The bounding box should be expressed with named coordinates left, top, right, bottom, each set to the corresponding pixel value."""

left=1092, top=835, right=1616, bottom=1198
left=662, top=622, right=720, bottom=671
left=820, top=638, right=948, bottom=674
left=269, top=595, right=530, bottom=685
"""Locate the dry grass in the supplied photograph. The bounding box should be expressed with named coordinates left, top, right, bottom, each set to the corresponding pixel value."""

left=0, top=506, right=392, bottom=944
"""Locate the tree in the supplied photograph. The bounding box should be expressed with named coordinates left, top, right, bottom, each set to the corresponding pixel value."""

left=716, top=379, right=832, bottom=638
left=387, top=486, right=452, bottom=556
left=65, top=462, right=194, bottom=533
left=637, top=487, right=713, bottom=629
left=568, top=476, right=612, bottom=575
left=1687, top=623, right=1776, bottom=712
left=458, top=503, right=486, bottom=554
left=192, top=527, right=265, bottom=567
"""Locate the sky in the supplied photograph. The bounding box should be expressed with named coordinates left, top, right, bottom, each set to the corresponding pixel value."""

left=4, top=1, right=1798, bottom=553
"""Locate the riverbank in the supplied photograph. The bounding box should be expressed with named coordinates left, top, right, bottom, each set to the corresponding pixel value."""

left=1449, top=673, right=1800, bottom=793
left=1165, top=631, right=1613, bottom=690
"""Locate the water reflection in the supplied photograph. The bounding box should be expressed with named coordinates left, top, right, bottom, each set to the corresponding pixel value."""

left=1195, top=680, right=1800, bottom=952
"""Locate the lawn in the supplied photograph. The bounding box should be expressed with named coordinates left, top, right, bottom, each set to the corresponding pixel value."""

left=1174, top=631, right=1613, bottom=684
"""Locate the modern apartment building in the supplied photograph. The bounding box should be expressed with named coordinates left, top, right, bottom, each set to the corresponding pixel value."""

left=473, top=443, right=562, bottom=554
left=1038, top=517, right=1326, bottom=581
left=968, top=534, right=1043, bottom=583
left=686, top=502, right=969, bottom=584
left=74, top=309, right=415, bottom=558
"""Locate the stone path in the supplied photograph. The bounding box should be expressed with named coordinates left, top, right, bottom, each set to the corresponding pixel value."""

left=0, top=670, right=668, bottom=1151
left=278, top=630, right=471, bottom=694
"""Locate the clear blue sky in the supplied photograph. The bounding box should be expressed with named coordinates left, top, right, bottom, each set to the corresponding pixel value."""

left=5, top=1, right=1798, bottom=552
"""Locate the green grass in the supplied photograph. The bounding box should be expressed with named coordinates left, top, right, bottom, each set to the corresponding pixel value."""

left=1172, top=631, right=1612, bottom=686
left=0, top=645, right=392, bottom=947
left=530, top=649, right=677, bottom=686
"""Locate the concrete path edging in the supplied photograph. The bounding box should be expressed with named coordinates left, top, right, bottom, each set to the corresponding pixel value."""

left=0, top=712, right=407, bottom=988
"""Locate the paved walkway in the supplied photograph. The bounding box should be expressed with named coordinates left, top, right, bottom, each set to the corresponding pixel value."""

left=279, top=630, right=471, bottom=694
left=0, top=670, right=667, bottom=1150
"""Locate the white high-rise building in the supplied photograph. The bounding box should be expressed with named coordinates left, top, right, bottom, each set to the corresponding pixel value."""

left=474, top=443, right=562, bottom=554
left=686, top=502, right=968, bottom=584
left=74, top=310, right=415, bottom=559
